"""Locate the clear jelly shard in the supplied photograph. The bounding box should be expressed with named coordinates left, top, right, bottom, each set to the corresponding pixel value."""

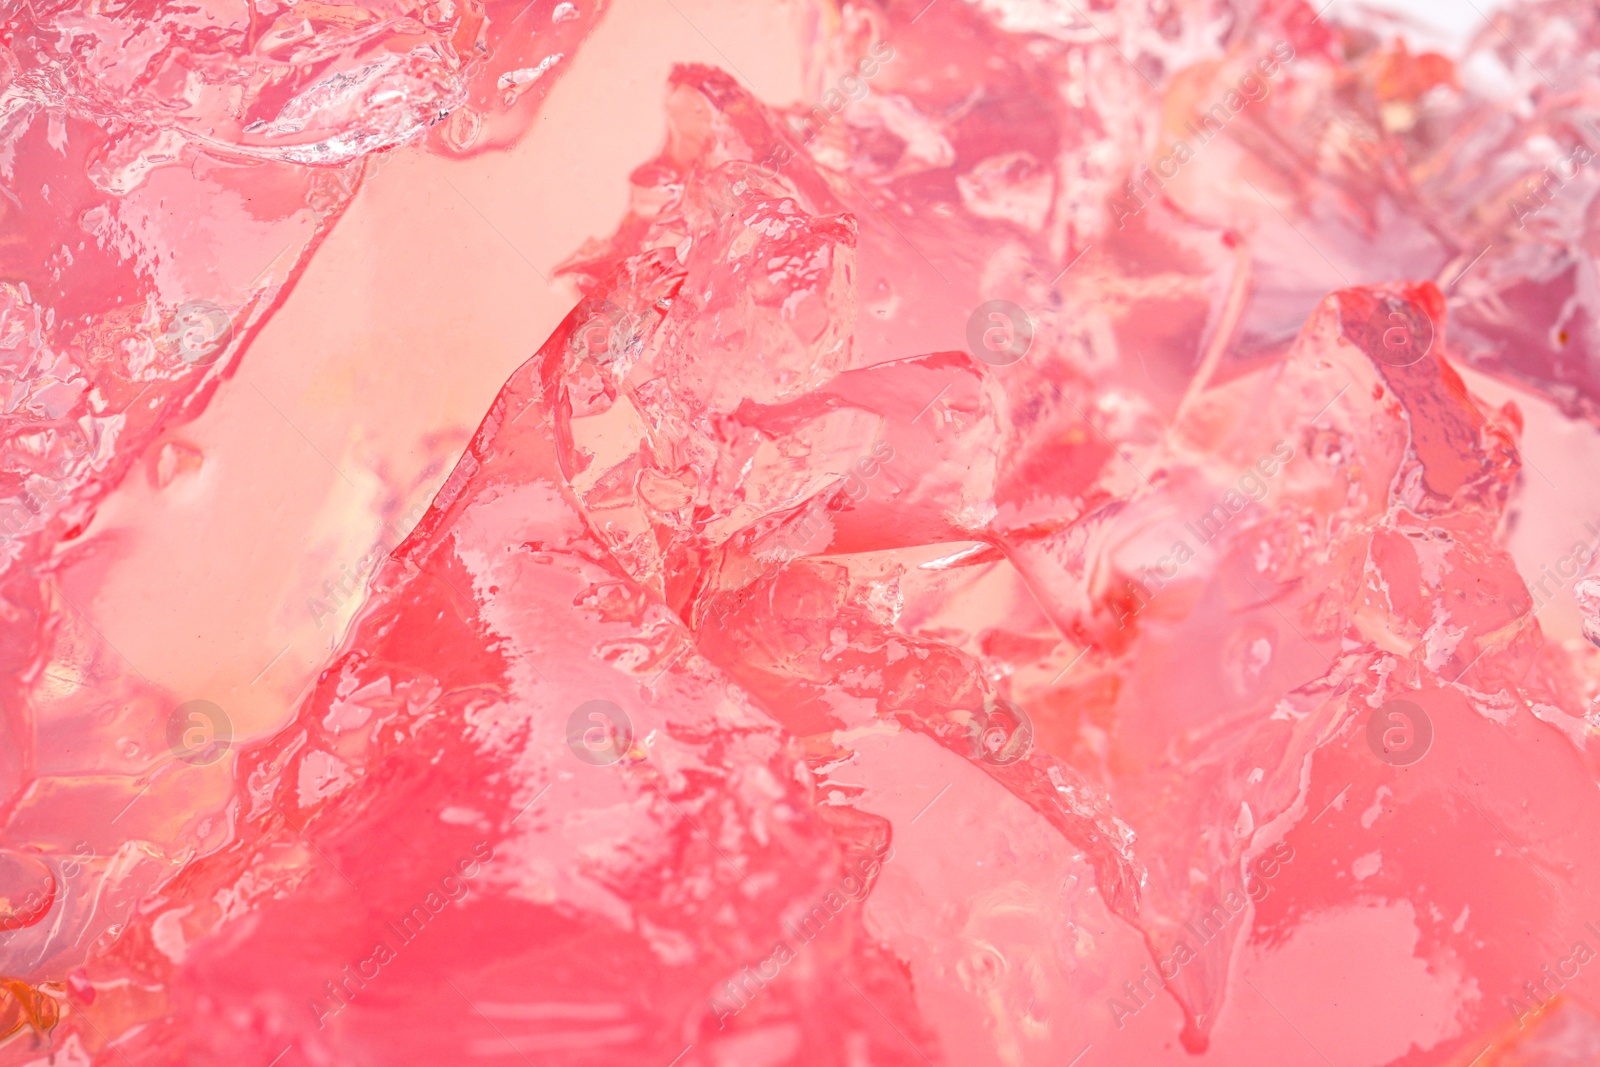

left=10, top=0, right=1600, bottom=1065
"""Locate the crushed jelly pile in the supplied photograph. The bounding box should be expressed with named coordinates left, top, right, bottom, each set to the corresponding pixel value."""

left=7, top=0, right=1600, bottom=1064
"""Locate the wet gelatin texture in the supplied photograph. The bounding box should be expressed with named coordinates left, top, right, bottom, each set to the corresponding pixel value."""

left=6, top=1, right=1600, bottom=1066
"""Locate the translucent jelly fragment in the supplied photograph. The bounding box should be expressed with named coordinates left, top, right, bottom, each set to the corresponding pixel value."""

left=50, top=295, right=929, bottom=1064
left=1394, top=2, right=1600, bottom=422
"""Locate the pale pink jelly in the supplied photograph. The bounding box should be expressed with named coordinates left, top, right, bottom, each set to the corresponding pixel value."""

left=6, top=1, right=1600, bottom=1065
